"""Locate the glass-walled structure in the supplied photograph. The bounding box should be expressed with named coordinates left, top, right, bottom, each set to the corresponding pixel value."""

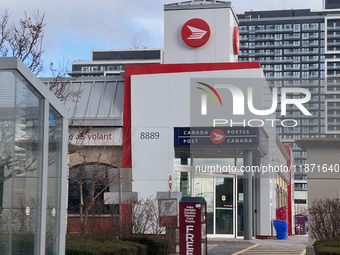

left=0, top=58, right=68, bottom=255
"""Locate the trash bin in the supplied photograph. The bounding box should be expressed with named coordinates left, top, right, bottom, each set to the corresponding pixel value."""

left=273, top=220, right=288, bottom=240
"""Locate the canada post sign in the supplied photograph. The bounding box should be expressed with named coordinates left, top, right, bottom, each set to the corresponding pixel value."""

left=174, top=127, right=267, bottom=153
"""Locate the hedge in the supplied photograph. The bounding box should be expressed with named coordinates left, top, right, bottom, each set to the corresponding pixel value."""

left=314, top=237, right=340, bottom=255
left=122, top=235, right=169, bottom=255
left=66, top=234, right=147, bottom=255
left=0, top=233, right=35, bottom=255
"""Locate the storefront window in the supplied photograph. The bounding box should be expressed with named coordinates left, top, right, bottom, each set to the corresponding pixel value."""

left=194, top=176, right=213, bottom=234
left=175, top=171, right=191, bottom=197
left=68, top=164, right=111, bottom=214
left=193, top=158, right=235, bottom=169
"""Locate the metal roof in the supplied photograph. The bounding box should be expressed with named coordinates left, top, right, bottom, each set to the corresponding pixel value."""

left=164, top=0, right=232, bottom=10
left=41, top=76, right=124, bottom=127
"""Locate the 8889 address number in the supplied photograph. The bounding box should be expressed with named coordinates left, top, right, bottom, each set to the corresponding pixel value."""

left=140, top=132, right=160, bottom=139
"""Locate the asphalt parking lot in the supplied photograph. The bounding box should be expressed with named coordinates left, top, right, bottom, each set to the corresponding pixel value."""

left=208, top=235, right=308, bottom=255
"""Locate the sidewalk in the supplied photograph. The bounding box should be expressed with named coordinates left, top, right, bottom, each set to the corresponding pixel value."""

left=208, top=235, right=308, bottom=255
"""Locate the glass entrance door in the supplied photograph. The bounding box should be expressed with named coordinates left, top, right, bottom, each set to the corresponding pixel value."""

left=193, top=175, right=236, bottom=236
left=215, top=177, right=234, bottom=235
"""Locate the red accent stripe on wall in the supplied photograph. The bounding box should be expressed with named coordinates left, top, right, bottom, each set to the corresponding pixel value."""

left=122, top=62, right=262, bottom=169
left=284, top=145, right=292, bottom=236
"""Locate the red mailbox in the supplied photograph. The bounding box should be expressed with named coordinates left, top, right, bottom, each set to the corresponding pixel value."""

left=179, top=197, right=207, bottom=255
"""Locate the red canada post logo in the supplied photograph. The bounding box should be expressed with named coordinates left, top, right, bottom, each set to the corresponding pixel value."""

left=181, top=18, right=211, bottom=47
left=210, top=129, right=225, bottom=144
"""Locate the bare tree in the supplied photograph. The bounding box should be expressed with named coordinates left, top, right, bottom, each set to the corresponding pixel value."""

left=48, top=61, right=82, bottom=102
left=0, top=9, right=46, bottom=75
left=308, top=197, right=340, bottom=240
left=295, top=204, right=308, bottom=215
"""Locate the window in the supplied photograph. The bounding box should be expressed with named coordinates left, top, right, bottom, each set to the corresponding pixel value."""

left=302, top=41, right=309, bottom=47
left=249, top=26, right=255, bottom=33
left=82, top=67, right=90, bottom=72
left=257, top=25, right=265, bottom=30
left=68, top=163, right=116, bottom=214
left=311, top=23, right=319, bottom=29
left=293, top=56, right=300, bottom=63
left=293, top=72, right=300, bottom=77
left=294, top=183, right=307, bottom=191
left=294, top=24, right=300, bottom=32
left=240, top=26, right=247, bottom=31
left=284, top=24, right=292, bottom=29
left=294, top=199, right=307, bottom=204
left=302, top=23, right=309, bottom=30
left=275, top=34, right=282, bottom=40
left=275, top=49, right=282, bottom=56
left=274, top=65, right=282, bottom=71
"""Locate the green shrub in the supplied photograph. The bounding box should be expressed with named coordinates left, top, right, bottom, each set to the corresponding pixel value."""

left=66, top=234, right=147, bottom=255
left=0, top=233, right=35, bottom=255
left=314, top=237, right=340, bottom=255
left=122, top=235, right=169, bottom=255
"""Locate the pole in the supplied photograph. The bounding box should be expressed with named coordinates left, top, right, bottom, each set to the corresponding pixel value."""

left=243, top=150, right=253, bottom=240
left=119, top=168, right=122, bottom=237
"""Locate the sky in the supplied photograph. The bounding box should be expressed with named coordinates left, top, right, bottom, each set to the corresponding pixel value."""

left=2, top=0, right=323, bottom=77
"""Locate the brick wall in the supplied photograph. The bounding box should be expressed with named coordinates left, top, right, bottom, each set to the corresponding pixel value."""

left=67, top=215, right=119, bottom=236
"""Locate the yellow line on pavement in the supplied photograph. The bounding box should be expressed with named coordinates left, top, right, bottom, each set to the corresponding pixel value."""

left=299, top=249, right=306, bottom=255
left=232, top=244, right=259, bottom=255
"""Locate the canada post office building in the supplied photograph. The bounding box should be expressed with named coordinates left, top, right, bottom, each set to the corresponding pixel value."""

left=122, top=1, right=294, bottom=238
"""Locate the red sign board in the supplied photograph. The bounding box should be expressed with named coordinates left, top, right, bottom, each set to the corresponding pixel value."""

left=179, top=202, right=207, bottom=255
left=181, top=18, right=211, bottom=48
left=169, top=174, right=173, bottom=190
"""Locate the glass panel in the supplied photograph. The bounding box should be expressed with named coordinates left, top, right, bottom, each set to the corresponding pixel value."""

left=194, top=176, right=213, bottom=234
left=215, top=177, right=233, bottom=234
left=0, top=71, right=16, bottom=254
left=179, top=172, right=191, bottom=197
left=0, top=70, right=44, bottom=254
left=194, top=158, right=235, bottom=168
left=45, top=106, right=62, bottom=254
